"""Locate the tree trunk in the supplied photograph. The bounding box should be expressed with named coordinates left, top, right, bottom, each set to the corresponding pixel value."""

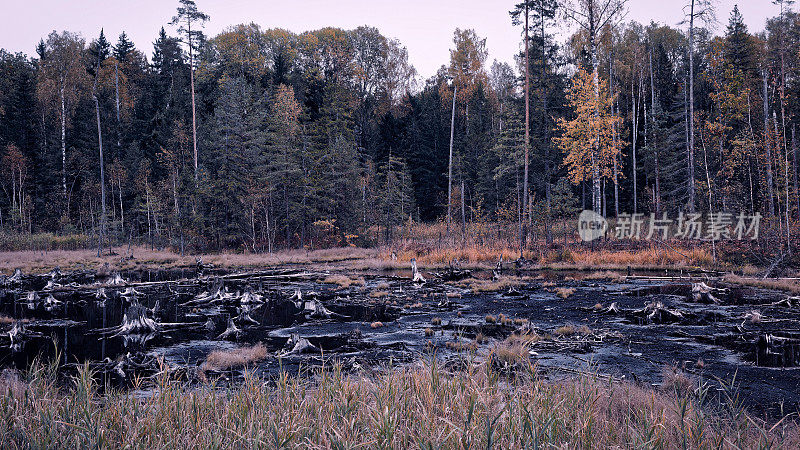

left=589, top=10, right=601, bottom=214
left=93, top=80, right=106, bottom=257
left=522, top=1, right=531, bottom=253
left=793, top=126, right=799, bottom=221
left=118, top=179, right=124, bottom=234
left=115, top=61, right=121, bottom=149
left=188, top=20, right=199, bottom=179
left=60, top=84, right=67, bottom=204
left=461, top=180, right=466, bottom=240
left=610, top=39, right=619, bottom=218
left=763, top=69, right=776, bottom=217
left=688, top=0, right=696, bottom=213
left=649, top=48, right=660, bottom=215
left=447, top=85, right=457, bottom=234
left=541, top=2, right=552, bottom=243
left=631, top=76, right=638, bottom=214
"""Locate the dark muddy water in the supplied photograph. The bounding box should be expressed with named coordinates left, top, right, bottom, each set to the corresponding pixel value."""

left=1, top=266, right=799, bottom=419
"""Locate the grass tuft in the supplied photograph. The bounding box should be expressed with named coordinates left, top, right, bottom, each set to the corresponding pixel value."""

left=555, top=287, right=576, bottom=299
left=200, top=343, right=268, bottom=373
left=0, top=358, right=795, bottom=448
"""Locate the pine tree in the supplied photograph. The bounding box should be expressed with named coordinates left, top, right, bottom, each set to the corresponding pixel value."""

left=170, top=0, right=209, bottom=179
left=113, top=32, right=136, bottom=63
left=202, top=76, right=267, bottom=247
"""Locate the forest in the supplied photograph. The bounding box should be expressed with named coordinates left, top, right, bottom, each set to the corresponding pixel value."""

left=0, top=0, right=798, bottom=254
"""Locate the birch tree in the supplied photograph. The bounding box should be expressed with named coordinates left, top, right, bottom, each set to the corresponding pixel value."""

left=562, top=0, right=627, bottom=213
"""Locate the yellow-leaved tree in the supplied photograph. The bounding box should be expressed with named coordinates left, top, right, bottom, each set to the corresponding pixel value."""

left=556, top=68, right=622, bottom=214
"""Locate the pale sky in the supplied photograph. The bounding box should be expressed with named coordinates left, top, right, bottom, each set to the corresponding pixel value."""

left=0, top=0, right=782, bottom=79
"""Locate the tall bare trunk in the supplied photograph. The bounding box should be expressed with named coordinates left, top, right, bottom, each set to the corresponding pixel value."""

left=118, top=179, right=124, bottom=233
left=60, top=84, right=67, bottom=203
left=541, top=2, right=553, bottom=242
left=188, top=20, right=199, bottom=179
left=93, top=77, right=106, bottom=257
left=447, top=85, right=456, bottom=234
left=589, top=9, right=601, bottom=214
left=115, top=62, right=121, bottom=149
left=522, top=1, right=530, bottom=254
left=631, top=75, right=638, bottom=214
left=763, top=69, right=776, bottom=216
left=649, top=48, right=660, bottom=215
left=688, top=0, right=696, bottom=212
left=793, top=126, right=799, bottom=221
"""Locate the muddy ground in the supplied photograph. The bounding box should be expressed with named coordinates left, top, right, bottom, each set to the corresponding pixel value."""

left=1, top=263, right=799, bottom=420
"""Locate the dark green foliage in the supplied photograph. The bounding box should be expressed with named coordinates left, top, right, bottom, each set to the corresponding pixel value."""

left=1, top=2, right=798, bottom=250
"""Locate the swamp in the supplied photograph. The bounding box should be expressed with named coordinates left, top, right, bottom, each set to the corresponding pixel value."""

left=2, top=259, right=799, bottom=422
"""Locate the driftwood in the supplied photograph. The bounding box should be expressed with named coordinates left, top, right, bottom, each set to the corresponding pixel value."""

left=8, top=269, right=23, bottom=284
left=435, top=259, right=471, bottom=281
left=691, top=282, right=726, bottom=304
left=240, top=290, right=264, bottom=304
left=5, top=321, right=43, bottom=347
left=492, top=257, right=503, bottom=281
left=282, top=333, right=319, bottom=355
left=92, top=352, right=157, bottom=379
left=502, top=286, right=526, bottom=299
left=107, top=272, right=126, bottom=286
left=44, top=294, right=61, bottom=308
left=217, top=318, right=242, bottom=340
left=633, top=301, right=684, bottom=324
left=235, top=306, right=260, bottom=326
left=411, top=259, right=426, bottom=284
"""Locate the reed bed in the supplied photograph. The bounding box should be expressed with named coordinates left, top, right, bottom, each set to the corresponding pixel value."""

left=385, top=222, right=717, bottom=269
left=0, top=358, right=796, bottom=449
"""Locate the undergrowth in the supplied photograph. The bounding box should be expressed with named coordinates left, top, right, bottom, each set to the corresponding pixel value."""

left=0, top=356, right=796, bottom=448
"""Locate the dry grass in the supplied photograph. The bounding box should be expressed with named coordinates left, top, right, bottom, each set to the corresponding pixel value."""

left=374, top=281, right=391, bottom=290
left=461, top=277, right=525, bottom=294
left=724, top=274, right=800, bottom=294
left=541, top=246, right=714, bottom=269
left=369, top=290, right=389, bottom=298
left=383, top=222, right=721, bottom=270
left=431, top=317, right=442, bottom=326
left=510, top=332, right=542, bottom=344
left=661, top=366, right=696, bottom=397
left=583, top=270, right=626, bottom=282
left=554, top=325, right=577, bottom=336
left=1, top=358, right=796, bottom=448
left=424, top=327, right=434, bottom=337
left=200, top=344, right=268, bottom=373
left=490, top=338, right=531, bottom=366
left=553, top=324, right=591, bottom=337
left=555, top=287, right=576, bottom=299
left=485, top=314, right=497, bottom=324
left=446, top=340, right=478, bottom=352
left=0, top=314, right=15, bottom=324
left=741, top=264, right=761, bottom=276
left=323, top=274, right=365, bottom=288
left=370, top=321, right=384, bottom=329
left=0, top=246, right=378, bottom=274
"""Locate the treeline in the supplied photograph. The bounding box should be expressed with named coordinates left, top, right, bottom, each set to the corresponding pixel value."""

left=0, top=0, right=798, bottom=251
